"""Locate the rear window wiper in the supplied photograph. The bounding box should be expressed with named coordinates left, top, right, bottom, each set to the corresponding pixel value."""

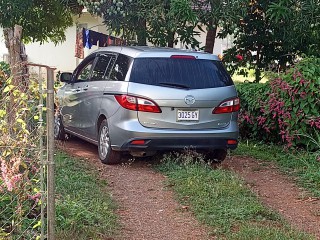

left=158, top=82, right=190, bottom=89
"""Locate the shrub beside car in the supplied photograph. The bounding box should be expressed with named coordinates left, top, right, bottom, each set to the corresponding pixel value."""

left=237, top=57, right=320, bottom=150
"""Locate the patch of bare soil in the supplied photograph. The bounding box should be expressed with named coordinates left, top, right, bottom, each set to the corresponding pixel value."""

left=57, top=138, right=213, bottom=240
left=57, top=138, right=320, bottom=239
left=222, top=156, right=320, bottom=239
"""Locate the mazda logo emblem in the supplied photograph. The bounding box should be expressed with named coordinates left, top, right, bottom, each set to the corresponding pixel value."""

left=184, top=95, right=195, bottom=105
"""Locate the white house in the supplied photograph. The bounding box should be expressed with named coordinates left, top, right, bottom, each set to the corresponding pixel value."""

left=0, top=12, right=232, bottom=73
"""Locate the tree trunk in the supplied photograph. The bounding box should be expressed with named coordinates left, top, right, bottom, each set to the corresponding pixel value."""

left=204, top=20, right=217, bottom=54
left=3, top=25, right=24, bottom=127
left=167, top=31, right=175, bottom=48
left=136, top=19, right=147, bottom=46
left=254, top=45, right=262, bottom=83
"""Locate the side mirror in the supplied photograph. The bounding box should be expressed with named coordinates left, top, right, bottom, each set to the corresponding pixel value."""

left=60, top=72, right=72, bottom=83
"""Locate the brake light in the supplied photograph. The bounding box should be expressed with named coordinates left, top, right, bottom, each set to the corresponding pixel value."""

left=115, top=95, right=162, bottom=113
left=170, top=55, right=196, bottom=59
left=131, top=140, right=146, bottom=145
left=227, top=139, right=238, bottom=145
left=212, top=98, right=240, bottom=114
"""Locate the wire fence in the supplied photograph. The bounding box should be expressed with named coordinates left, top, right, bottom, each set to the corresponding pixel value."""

left=0, top=62, right=55, bottom=240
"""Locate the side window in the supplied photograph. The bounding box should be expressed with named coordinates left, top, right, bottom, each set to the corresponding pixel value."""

left=76, top=59, right=94, bottom=82
left=91, top=55, right=111, bottom=81
left=104, top=55, right=117, bottom=80
left=109, top=54, right=133, bottom=81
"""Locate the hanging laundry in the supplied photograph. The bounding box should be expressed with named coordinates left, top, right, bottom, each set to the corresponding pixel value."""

left=108, top=36, right=115, bottom=46
left=99, top=34, right=108, bottom=47
left=115, top=38, right=122, bottom=46
left=82, top=28, right=87, bottom=48
left=90, top=30, right=100, bottom=46
left=83, top=29, right=101, bottom=49
left=81, top=28, right=125, bottom=49
left=75, top=29, right=84, bottom=59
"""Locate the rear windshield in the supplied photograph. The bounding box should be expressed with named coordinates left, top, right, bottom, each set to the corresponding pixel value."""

left=129, top=58, right=233, bottom=89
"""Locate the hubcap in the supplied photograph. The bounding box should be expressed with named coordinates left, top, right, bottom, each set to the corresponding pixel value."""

left=99, top=126, right=110, bottom=159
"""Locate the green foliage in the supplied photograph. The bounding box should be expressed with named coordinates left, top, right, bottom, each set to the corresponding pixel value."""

left=55, top=152, right=119, bottom=239
left=78, top=0, right=200, bottom=47
left=0, top=75, right=44, bottom=238
left=267, top=0, right=320, bottom=57
left=221, top=0, right=320, bottom=82
left=156, top=151, right=313, bottom=239
left=237, top=57, right=320, bottom=149
left=234, top=141, right=320, bottom=197
left=0, top=0, right=74, bottom=44
left=0, top=61, right=10, bottom=90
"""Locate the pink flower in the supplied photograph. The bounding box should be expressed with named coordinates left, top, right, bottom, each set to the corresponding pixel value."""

left=236, top=54, right=243, bottom=61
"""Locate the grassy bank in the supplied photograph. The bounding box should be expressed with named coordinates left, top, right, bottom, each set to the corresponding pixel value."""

left=233, top=141, right=320, bottom=197
left=55, top=152, right=119, bottom=239
left=155, top=151, right=314, bottom=239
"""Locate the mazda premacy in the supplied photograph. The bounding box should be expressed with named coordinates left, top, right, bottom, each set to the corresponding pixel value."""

left=55, top=46, right=239, bottom=164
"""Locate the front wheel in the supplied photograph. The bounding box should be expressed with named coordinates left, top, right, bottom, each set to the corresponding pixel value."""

left=54, top=114, right=66, bottom=140
left=98, top=120, right=121, bottom=165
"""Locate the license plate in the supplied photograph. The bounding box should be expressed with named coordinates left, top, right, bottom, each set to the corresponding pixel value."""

left=177, top=109, right=199, bottom=121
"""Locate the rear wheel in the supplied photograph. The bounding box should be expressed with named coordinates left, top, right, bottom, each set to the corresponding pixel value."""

left=205, top=149, right=227, bottom=163
left=98, top=120, right=121, bottom=165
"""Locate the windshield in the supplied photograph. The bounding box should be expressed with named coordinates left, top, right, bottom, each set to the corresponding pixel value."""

left=129, top=58, right=233, bottom=89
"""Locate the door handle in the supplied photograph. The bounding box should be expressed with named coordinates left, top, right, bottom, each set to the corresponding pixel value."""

left=72, top=87, right=81, bottom=92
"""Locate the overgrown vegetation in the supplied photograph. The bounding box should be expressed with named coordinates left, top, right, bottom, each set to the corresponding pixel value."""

left=156, top=151, right=314, bottom=239
left=221, top=0, right=320, bottom=82
left=0, top=67, right=44, bottom=238
left=55, top=152, right=119, bottom=239
left=234, top=142, right=320, bottom=197
left=236, top=57, right=320, bottom=150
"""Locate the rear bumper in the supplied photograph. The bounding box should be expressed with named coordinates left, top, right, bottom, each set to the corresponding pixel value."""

left=120, top=138, right=238, bottom=151
left=109, top=118, right=239, bottom=152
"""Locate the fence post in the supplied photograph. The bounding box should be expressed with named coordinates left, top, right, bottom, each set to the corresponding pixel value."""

left=46, top=68, right=55, bottom=240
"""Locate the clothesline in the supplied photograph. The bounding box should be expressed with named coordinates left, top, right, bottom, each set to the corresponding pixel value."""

left=75, top=28, right=126, bottom=59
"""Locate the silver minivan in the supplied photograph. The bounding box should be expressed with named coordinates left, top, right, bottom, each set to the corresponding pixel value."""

left=55, top=46, right=239, bottom=164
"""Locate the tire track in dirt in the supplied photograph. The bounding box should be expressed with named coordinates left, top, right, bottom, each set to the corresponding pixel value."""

left=57, top=138, right=320, bottom=239
left=222, top=156, right=320, bottom=239
left=57, top=138, right=213, bottom=240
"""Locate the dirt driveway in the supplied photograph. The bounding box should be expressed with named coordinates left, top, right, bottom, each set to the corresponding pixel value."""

left=57, top=138, right=320, bottom=239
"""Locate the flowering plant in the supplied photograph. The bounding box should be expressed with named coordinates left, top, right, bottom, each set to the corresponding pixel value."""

left=237, top=57, right=320, bottom=150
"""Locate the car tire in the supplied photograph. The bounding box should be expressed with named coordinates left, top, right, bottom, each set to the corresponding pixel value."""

left=205, top=149, right=227, bottom=163
left=98, top=119, right=121, bottom=165
left=54, top=114, right=66, bottom=140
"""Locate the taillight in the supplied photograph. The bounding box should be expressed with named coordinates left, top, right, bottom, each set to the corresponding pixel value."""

left=212, top=98, right=240, bottom=114
left=115, top=95, right=162, bottom=113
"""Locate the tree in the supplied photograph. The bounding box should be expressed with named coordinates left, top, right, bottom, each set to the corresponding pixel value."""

left=267, top=0, right=320, bottom=56
left=192, top=0, right=245, bottom=53
left=79, top=0, right=200, bottom=47
left=0, top=0, right=74, bottom=123
left=0, top=0, right=74, bottom=78
left=220, top=0, right=320, bottom=82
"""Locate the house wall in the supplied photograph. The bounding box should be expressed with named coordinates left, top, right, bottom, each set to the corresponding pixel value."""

left=0, top=14, right=232, bottom=73
left=0, top=13, right=109, bottom=73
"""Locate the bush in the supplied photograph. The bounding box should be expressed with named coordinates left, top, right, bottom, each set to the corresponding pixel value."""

left=0, top=61, right=10, bottom=90
left=237, top=57, right=320, bottom=150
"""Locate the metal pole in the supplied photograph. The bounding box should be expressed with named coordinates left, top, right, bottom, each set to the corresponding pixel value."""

left=46, top=68, right=55, bottom=240
left=38, top=67, right=45, bottom=240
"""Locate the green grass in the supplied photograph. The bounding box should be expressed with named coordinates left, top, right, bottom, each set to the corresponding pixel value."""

left=155, top=151, right=314, bottom=239
left=233, top=141, right=320, bottom=197
left=55, top=152, right=119, bottom=239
